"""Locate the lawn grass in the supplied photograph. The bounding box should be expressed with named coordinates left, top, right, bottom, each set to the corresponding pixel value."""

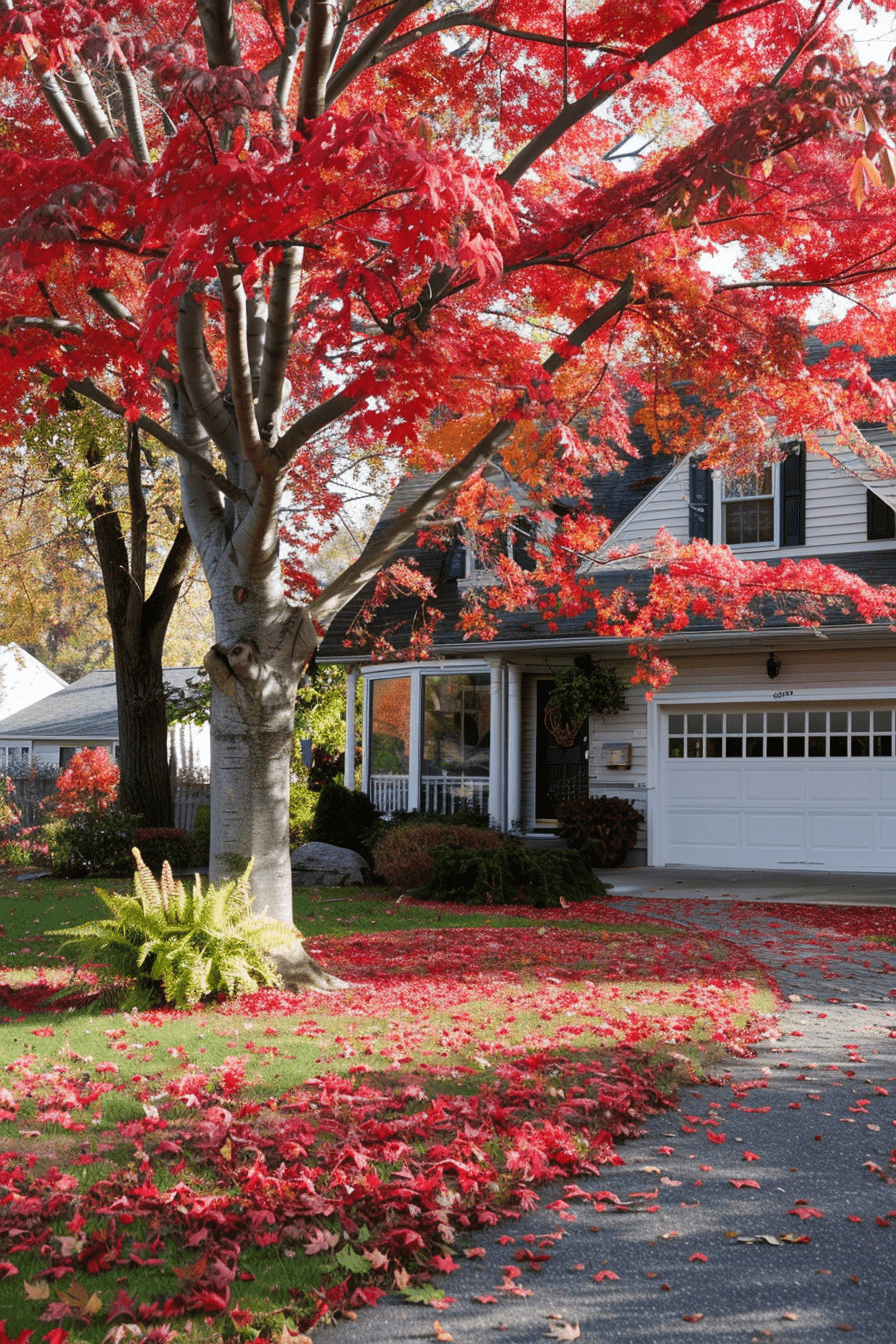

left=0, top=871, right=777, bottom=1343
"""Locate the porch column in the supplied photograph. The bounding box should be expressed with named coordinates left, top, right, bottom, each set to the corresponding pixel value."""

left=488, top=659, right=505, bottom=829
left=343, top=665, right=358, bottom=790
left=506, top=662, right=522, bottom=831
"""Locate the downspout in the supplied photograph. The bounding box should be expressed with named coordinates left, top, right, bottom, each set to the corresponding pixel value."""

left=506, top=662, right=522, bottom=832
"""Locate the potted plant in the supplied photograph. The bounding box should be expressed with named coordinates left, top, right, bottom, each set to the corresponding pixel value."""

left=544, top=662, right=627, bottom=745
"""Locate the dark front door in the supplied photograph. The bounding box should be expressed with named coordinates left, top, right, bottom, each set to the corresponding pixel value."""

left=534, top=680, right=589, bottom=824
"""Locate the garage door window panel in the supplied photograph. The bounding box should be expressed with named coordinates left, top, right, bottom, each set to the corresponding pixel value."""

left=668, top=708, right=895, bottom=759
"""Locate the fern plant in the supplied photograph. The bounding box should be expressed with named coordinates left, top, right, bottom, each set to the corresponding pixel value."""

left=49, top=848, right=300, bottom=1008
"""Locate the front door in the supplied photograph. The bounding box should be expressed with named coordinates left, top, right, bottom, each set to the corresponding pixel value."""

left=533, top=680, right=589, bottom=825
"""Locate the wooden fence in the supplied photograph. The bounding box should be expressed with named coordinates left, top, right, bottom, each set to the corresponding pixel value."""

left=4, top=767, right=210, bottom=833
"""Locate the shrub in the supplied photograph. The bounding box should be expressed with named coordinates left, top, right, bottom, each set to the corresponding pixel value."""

left=44, top=808, right=138, bottom=877
left=191, top=805, right=211, bottom=866
left=373, top=821, right=502, bottom=889
left=555, top=795, right=642, bottom=868
left=0, top=775, right=19, bottom=835
left=133, top=827, right=193, bottom=872
left=51, top=748, right=119, bottom=817
left=0, top=827, right=48, bottom=870
left=309, top=781, right=381, bottom=862
left=289, top=782, right=317, bottom=848
left=419, top=841, right=603, bottom=907
left=49, top=848, right=298, bottom=1009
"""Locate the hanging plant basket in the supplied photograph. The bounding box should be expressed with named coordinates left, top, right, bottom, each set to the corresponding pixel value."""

left=544, top=664, right=627, bottom=745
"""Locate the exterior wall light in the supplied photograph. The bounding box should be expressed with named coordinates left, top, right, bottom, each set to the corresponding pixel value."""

left=766, top=651, right=781, bottom=679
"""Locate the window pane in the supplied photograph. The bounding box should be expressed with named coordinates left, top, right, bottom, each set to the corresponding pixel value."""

left=766, top=736, right=784, bottom=757
left=669, top=714, right=684, bottom=734
left=705, top=737, right=723, bottom=757
left=746, top=713, right=763, bottom=733
left=766, top=713, right=784, bottom=733
left=687, top=714, right=704, bottom=732
left=851, top=711, right=870, bottom=732
left=686, top=738, right=703, bottom=758
left=669, top=738, right=684, bottom=758
left=874, top=711, right=892, bottom=731
left=874, top=734, right=893, bottom=757
left=830, top=736, right=849, bottom=757
left=851, top=736, right=870, bottom=757
left=809, top=712, right=826, bottom=733
left=746, top=736, right=764, bottom=757
left=706, top=714, right=723, bottom=734
left=423, top=675, right=491, bottom=776
left=725, top=737, right=743, bottom=757
left=787, top=712, right=805, bottom=731
left=369, top=677, right=411, bottom=774
left=786, top=737, right=805, bottom=757
left=808, top=735, right=826, bottom=757
left=830, top=711, right=848, bottom=733
left=726, top=714, right=743, bottom=733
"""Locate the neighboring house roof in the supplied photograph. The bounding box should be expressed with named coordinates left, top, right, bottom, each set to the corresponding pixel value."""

left=0, top=668, right=202, bottom=741
left=0, top=644, right=66, bottom=720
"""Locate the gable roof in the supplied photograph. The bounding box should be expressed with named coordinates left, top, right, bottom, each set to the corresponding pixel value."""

left=0, top=668, right=201, bottom=741
left=0, top=644, right=67, bottom=720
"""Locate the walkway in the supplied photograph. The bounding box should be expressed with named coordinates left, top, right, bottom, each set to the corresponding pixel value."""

left=334, top=875, right=896, bottom=1343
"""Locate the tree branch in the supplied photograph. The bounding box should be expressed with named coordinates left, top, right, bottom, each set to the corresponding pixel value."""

left=176, top=287, right=244, bottom=472
left=217, top=263, right=269, bottom=475
left=309, top=274, right=635, bottom=626
left=67, top=377, right=246, bottom=504
left=61, top=55, right=115, bottom=145
left=326, top=0, right=428, bottom=106
left=299, top=0, right=337, bottom=124
left=197, top=0, right=243, bottom=68
left=502, top=0, right=737, bottom=187
left=123, top=423, right=148, bottom=646
left=114, top=60, right=151, bottom=165
left=144, top=523, right=194, bottom=659
left=256, top=247, right=302, bottom=437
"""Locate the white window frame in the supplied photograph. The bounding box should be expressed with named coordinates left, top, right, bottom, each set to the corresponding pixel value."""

left=714, top=464, right=779, bottom=548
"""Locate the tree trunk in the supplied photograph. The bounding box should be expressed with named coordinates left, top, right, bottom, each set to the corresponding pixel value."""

left=114, top=641, right=174, bottom=826
left=200, top=557, right=344, bottom=990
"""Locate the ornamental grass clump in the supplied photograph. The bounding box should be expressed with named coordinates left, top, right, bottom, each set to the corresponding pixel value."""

left=49, top=848, right=299, bottom=1008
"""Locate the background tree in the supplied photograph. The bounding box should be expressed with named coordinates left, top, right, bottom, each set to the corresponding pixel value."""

left=0, top=407, right=209, bottom=823
left=4, top=1, right=896, bottom=983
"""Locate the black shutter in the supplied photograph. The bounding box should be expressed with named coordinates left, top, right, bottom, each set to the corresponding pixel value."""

left=688, top=459, right=713, bottom=540
left=867, top=490, right=896, bottom=540
left=511, top=519, right=538, bottom=571
left=445, top=533, right=467, bottom=580
left=780, top=440, right=806, bottom=547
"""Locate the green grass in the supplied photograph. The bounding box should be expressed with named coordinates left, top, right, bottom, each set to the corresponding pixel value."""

left=0, top=870, right=775, bottom=1343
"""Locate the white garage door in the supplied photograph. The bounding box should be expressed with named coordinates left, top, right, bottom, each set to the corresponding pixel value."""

left=659, top=705, right=896, bottom=872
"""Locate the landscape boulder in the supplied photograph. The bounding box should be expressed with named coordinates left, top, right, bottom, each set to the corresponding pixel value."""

left=290, top=841, right=369, bottom=887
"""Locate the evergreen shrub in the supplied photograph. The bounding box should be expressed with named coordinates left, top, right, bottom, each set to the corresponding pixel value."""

left=373, top=821, right=502, bottom=889
left=309, top=781, right=381, bottom=862
left=133, top=827, right=193, bottom=872
left=420, top=841, right=603, bottom=907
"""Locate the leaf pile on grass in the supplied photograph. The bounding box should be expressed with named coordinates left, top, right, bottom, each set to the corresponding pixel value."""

left=0, top=891, right=777, bottom=1341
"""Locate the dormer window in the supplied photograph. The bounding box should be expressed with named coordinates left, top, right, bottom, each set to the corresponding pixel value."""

left=450, top=518, right=540, bottom=586
left=689, top=442, right=805, bottom=549
left=721, top=467, right=775, bottom=545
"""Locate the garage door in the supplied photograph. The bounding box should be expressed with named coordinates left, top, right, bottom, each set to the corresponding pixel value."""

left=659, top=705, right=896, bottom=872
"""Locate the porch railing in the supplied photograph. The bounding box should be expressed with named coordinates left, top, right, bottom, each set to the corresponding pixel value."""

left=368, top=773, right=489, bottom=818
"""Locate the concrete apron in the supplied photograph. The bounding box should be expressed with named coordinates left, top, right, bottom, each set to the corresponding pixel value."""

left=599, top=865, right=896, bottom=907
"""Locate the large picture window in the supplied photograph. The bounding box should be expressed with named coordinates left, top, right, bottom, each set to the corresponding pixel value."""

left=368, top=676, right=411, bottom=775
left=423, top=674, right=490, bottom=777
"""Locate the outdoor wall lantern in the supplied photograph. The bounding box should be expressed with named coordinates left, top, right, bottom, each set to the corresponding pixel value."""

left=766, top=651, right=781, bottom=680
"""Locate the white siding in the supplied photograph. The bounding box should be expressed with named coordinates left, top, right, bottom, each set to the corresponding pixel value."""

left=596, top=439, right=896, bottom=562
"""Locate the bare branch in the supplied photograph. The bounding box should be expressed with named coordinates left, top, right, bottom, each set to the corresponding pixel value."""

left=256, top=247, right=302, bottom=435
left=114, top=61, right=152, bottom=165
left=197, top=0, right=243, bottom=68
left=217, top=263, right=268, bottom=474
left=61, top=55, right=115, bottom=145
left=176, top=287, right=244, bottom=472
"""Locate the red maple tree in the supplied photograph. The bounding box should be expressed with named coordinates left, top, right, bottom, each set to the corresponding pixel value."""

left=3, top=0, right=896, bottom=982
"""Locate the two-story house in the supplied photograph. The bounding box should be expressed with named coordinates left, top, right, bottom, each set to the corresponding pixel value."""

left=320, top=363, right=896, bottom=876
